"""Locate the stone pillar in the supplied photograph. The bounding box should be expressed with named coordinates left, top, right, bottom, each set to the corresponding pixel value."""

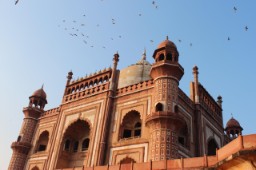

left=192, top=66, right=199, bottom=104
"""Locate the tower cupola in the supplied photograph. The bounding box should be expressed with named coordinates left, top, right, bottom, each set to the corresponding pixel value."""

left=29, top=85, right=47, bottom=110
left=153, top=36, right=179, bottom=63
left=225, top=116, right=243, bottom=140
left=150, top=36, right=184, bottom=81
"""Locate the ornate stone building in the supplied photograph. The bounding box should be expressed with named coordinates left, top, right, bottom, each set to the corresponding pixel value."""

left=9, top=38, right=255, bottom=170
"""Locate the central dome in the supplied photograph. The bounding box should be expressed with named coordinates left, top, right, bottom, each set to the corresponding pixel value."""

left=118, top=52, right=152, bottom=88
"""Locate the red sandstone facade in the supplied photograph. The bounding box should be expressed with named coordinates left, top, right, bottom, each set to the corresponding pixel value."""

left=9, top=38, right=256, bottom=170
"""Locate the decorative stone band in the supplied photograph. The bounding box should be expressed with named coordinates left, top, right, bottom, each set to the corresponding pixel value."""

left=11, top=141, right=32, bottom=154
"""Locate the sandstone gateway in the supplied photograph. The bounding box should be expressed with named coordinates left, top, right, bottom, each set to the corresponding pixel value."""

left=9, top=38, right=256, bottom=170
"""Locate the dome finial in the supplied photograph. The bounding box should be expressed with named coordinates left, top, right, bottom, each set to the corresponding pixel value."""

left=41, top=84, right=44, bottom=89
left=231, top=113, right=233, bottom=118
left=166, top=35, right=169, bottom=40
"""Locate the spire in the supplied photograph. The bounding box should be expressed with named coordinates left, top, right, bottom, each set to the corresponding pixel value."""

left=41, top=84, right=44, bottom=89
left=142, top=48, right=146, bottom=60
left=193, top=65, right=199, bottom=103
left=166, top=35, right=169, bottom=40
left=66, top=70, right=73, bottom=85
left=217, top=95, right=223, bottom=108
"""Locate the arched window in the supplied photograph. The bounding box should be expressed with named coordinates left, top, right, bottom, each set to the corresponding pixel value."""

left=159, top=54, right=164, bottom=61
left=82, top=138, right=90, bottom=151
left=166, top=53, right=172, bottom=61
left=64, top=139, right=70, bottom=151
left=174, top=105, right=179, bottom=113
left=120, top=111, right=141, bottom=139
left=177, top=122, right=189, bottom=148
left=17, top=135, right=21, bottom=142
left=73, top=141, right=79, bottom=152
left=156, top=103, right=163, bottom=111
left=36, top=131, right=49, bottom=152
left=207, top=138, right=218, bottom=156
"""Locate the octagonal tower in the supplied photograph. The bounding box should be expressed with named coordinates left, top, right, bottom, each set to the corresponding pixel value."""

left=146, top=37, right=186, bottom=161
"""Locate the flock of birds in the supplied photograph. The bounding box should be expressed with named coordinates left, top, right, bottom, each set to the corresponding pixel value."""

left=56, top=1, right=163, bottom=49
left=15, top=0, right=250, bottom=49
left=227, top=6, right=249, bottom=41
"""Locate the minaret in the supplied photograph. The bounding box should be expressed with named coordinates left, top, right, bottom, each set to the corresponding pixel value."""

left=146, top=37, right=186, bottom=160
left=97, top=52, right=119, bottom=165
left=9, top=86, right=47, bottom=170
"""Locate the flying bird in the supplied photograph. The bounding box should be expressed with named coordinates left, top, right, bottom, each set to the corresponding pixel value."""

left=15, top=0, right=19, bottom=5
left=178, top=39, right=182, bottom=43
left=190, top=43, right=192, bottom=47
left=150, top=40, right=154, bottom=43
left=139, top=13, right=142, bottom=16
left=233, top=6, right=237, bottom=12
left=152, top=1, right=155, bottom=5
left=83, top=40, right=87, bottom=44
left=245, top=26, right=248, bottom=31
left=228, top=37, right=230, bottom=41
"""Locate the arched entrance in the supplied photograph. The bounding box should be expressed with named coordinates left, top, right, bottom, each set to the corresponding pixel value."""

left=207, top=138, right=218, bottom=156
left=56, top=119, right=91, bottom=168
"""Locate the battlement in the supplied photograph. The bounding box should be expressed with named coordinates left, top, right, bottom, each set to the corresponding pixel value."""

left=116, top=79, right=154, bottom=96
left=62, top=68, right=112, bottom=103
left=41, top=107, right=60, bottom=117
left=198, top=84, right=222, bottom=125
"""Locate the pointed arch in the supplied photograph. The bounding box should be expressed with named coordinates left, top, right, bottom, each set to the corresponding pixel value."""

left=119, top=157, right=136, bottom=164
left=120, top=110, right=142, bottom=139
left=159, top=53, right=164, bottom=61
left=56, top=119, right=91, bottom=169
left=31, top=166, right=40, bottom=170
left=207, top=138, right=219, bottom=156
left=35, top=130, right=49, bottom=153
left=155, top=103, right=163, bottom=111
left=166, top=53, right=172, bottom=61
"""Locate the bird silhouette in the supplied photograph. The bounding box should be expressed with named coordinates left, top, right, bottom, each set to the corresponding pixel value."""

left=15, top=0, right=19, bottom=5
left=150, top=40, right=154, bottom=43
left=190, top=43, right=192, bottom=47
left=228, top=37, right=230, bottom=41
left=245, top=26, right=248, bottom=31
left=178, top=39, right=182, bottom=43
left=233, top=7, right=237, bottom=12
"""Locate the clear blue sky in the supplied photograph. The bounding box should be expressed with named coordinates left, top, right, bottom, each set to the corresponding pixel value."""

left=0, top=0, right=255, bottom=169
